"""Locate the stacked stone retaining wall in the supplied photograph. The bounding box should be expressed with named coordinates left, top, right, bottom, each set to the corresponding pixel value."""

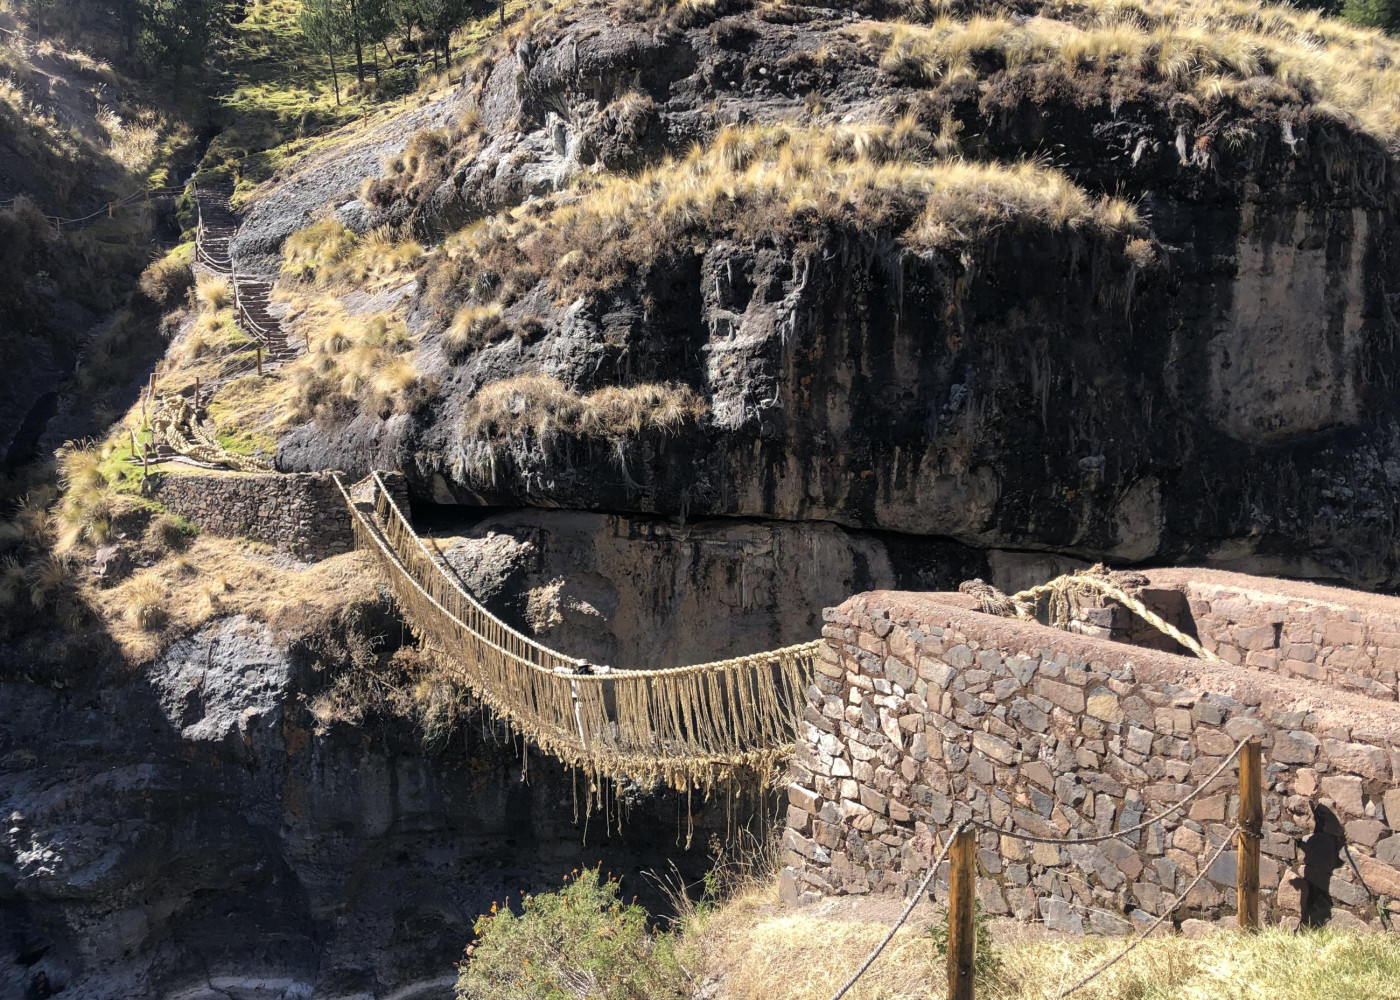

left=151, top=470, right=358, bottom=561
left=783, top=586, right=1400, bottom=934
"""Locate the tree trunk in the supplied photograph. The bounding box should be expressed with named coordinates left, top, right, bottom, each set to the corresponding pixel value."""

left=348, top=0, right=365, bottom=83
left=329, top=47, right=341, bottom=105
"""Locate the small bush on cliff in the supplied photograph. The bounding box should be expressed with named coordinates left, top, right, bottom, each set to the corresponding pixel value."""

left=138, top=244, right=195, bottom=310
left=196, top=274, right=234, bottom=312
left=458, top=867, right=689, bottom=1000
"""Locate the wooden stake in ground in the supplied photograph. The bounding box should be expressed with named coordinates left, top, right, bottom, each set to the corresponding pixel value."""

left=947, top=827, right=977, bottom=1000
left=1237, top=740, right=1262, bottom=930
left=194, top=376, right=201, bottom=410
left=256, top=345, right=263, bottom=377
left=130, top=427, right=137, bottom=458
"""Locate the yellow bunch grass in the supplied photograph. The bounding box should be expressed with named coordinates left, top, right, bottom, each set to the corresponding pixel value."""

left=857, top=0, right=1400, bottom=149
left=462, top=375, right=706, bottom=441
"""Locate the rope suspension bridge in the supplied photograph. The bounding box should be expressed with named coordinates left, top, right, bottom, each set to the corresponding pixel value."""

left=334, top=470, right=821, bottom=789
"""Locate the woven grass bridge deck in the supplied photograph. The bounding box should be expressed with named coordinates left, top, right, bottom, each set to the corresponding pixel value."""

left=335, top=471, right=821, bottom=789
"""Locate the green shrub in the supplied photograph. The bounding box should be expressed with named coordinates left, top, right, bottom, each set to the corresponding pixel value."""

left=457, top=867, right=690, bottom=1000
left=928, top=900, right=1001, bottom=986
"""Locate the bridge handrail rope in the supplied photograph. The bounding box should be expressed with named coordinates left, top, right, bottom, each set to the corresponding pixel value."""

left=334, top=471, right=817, bottom=787
left=2, top=184, right=184, bottom=228
left=830, top=742, right=1254, bottom=1000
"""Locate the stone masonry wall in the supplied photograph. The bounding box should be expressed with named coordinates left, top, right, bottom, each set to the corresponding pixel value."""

left=1136, top=569, right=1400, bottom=702
left=152, top=470, right=356, bottom=561
left=782, top=588, right=1400, bottom=934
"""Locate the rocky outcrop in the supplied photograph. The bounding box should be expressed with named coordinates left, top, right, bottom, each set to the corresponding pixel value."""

left=260, top=0, right=1400, bottom=589
left=0, top=609, right=750, bottom=1000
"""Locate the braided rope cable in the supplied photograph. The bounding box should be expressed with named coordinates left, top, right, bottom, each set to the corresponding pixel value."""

left=965, top=738, right=1249, bottom=845
left=332, top=472, right=809, bottom=781
left=366, top=470, right=821, bottom=680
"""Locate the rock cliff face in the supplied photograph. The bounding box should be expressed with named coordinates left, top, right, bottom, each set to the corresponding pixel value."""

left=432, top=508, right=985, bottom=668
left=258, top=0, right=1400, bottom=588
left=0, top=611, right=745, bottom=1000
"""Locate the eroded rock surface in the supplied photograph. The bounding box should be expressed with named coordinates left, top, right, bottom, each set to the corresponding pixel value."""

left=433, top=509, right=985, bottom=668
left=259, top=0, right=1400, bottom=588
left=0, top=612, right=744, bottom=1000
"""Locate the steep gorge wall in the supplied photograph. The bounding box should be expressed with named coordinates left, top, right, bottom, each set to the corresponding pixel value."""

left=0, top=612, right=746, bottom=1000
left=783, top=585, right=1400, bottom=933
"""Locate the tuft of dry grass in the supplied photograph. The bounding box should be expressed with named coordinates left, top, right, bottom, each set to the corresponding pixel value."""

left=443, top=301, right=506, bottom=359
left=285, top=309, right=425, bottom=421
left=282, top=218, right=422, bottom=288
left=688, top=879, right=1400, bottom=1000
left=196, top=274, right=234, bottom=312
left=124, top=572, right=168, bottom=631
left=462, top=375, right=706, bottom=442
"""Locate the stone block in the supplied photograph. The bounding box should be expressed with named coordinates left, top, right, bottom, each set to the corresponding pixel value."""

left=918, top=657, right=956, bottom=690
left=1319, top=776, right=1365, bottom=816
left=1010, top=698, right=1050, bottom=732
left=1035, top=678, right=1085, bottom=714
left=859, top=786, right=889, bottom=816
left=1323, top=620, right=1366, bottom=647
left=972, top=731, right=1018, bottom=765
left=1040, top=896, right=1083, bottom=934
left=1322, top=739, right=1391, bottom=780
left=1383, top=789, right=1400, bottom=829
left=1188, top=794, right=1227, bottom=823
left=944, top=645, right=976, bottom=669
left=1271, top=730, right=1319, bottom=764
left=1086, top=687, right=1123, bottom=724
left=788, top=783, right=821, bottom=815
left=1235, top=624, right=1278, bottom=651
left=1345, top=819, right=1386, bottom=847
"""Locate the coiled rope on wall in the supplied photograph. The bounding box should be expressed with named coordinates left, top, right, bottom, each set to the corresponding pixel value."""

left=334, top=471, right=819, bottom=791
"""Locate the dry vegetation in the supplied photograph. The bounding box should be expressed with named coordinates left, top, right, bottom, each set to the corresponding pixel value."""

left=857, top=0, right=1400, bottom=148
left=285, top=305, right=431, bottom=421
left=462, top=375, right=707, bottom=442
left=428, top=120, right=1139, bottom=321
left=86, top=529, right=379, bottom=661
left=281, top=216, right=424, bottom=288
left=688, top=880, right=1400, bottom=1000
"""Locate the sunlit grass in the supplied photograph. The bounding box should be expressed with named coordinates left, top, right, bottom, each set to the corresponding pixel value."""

left=689, top=880, right=1400, bottom=1000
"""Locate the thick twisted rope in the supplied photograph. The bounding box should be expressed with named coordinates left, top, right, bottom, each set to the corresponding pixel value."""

left=964, top=566, right=1222, bottom=663
left=150, top=394, right=272, bottom=473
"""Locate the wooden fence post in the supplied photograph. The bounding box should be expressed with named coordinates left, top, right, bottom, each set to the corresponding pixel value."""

left=129, top=427, right=137, bottom=458
left=1238, top=740, right=1262, bottom=931
left=947, top=827, right=977, bottom=1000
left=256, top=344, right=263, bottom=377
left=194, top=376, right=200, bottom=409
